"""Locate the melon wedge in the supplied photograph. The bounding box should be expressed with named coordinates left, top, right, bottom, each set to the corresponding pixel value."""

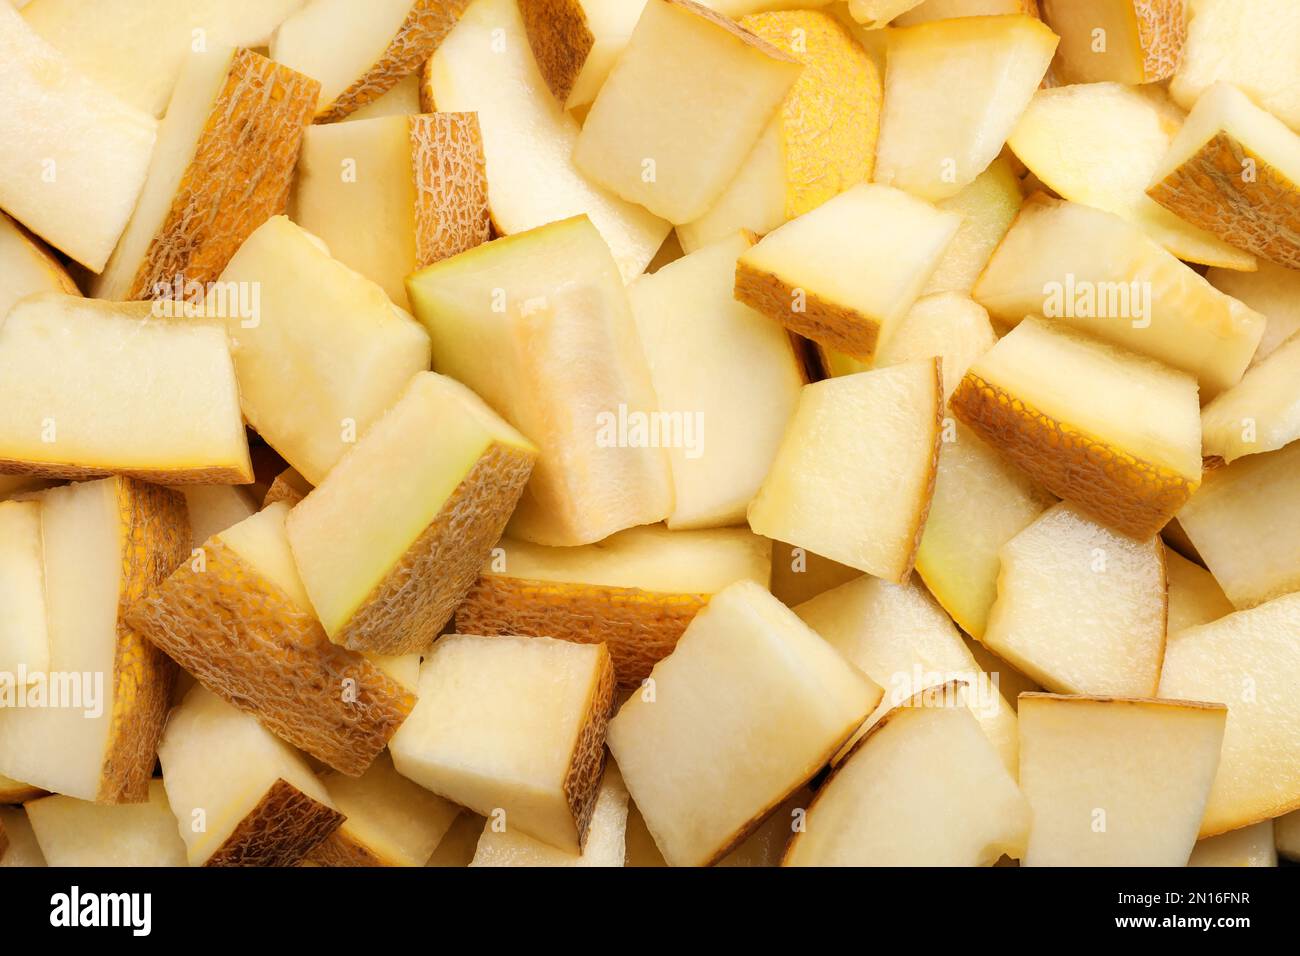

left=768, top=541, right=860, bottom=609
left=0, top=808, right=45, bottom=867
left=1201, top=333, right=1300, bottom=462
left=159, top=686, right=343, bottom=866
left=1165, top=549, right=1233, bottom=635
left=0, top=500, right=47, bottom=679
left=1207, top=260, right=1300, bottom=363
left=1040, top=0, right=1183, bottom=85
left=125, top=502, right=415, bottom=775
left=1188, top=821, right=1278, bottom=868
left=873, top=293, right=996, bottom=402
left=1018, top=694, right=1226, bottom=866
left=951, top=317, right=1203, bottom=539
left=608, top=580, right=881, bottom=867
left=293, top=113, right=489, bottom=309
left=25, top=780, right=186, bottom=867
left=519, top=0, right=647, bottom=109
left=343, top=73, right=422, bottom=122
left=921, top=154, right=1023, bottom=297
left=176, top=484, right=259, bottom=549
left=389, top=634, right=615, bottom=854
left=0, top=213, right=79, bottom=320
left=963, top=636, right=1041, bottom=711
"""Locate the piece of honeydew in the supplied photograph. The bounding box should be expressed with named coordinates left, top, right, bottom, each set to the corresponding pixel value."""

left=1170, top=0, right=1300, bottom=132
left=1159, top=592, right=1300, bottom=836
left=271, top=0, right=469, bottom=122
left=962, top=636, right=1041, bottom=711
left=390, top=634, right=615, bottom=854
left=0, top=213, right=79, bottom=320
left=921, top=154, right=1023, bottom=297
left=0, top=295, right=251, bottom=484
left=159, top=686, right=343, bottom=866
left=263, top=468, right=312, bottom=508
left=951, top=317, right=1203, bottom=539
left=893, top=0, right=1040, bottom=27
left=471, top=764, right=629, bottom=867
left=0, top=2, right=156, bottom=272
left=25, top=780, right=187, bottom=867
left=456, top=525, right=771, bottom=686
left=973, top=197, right=1266, bottom=397
left=676, top=10, right=880, bottom=253
left=518, top=0, right=646, bottom=109
left=845, top=0, right=923, bottom=26
left=1201, top=334, right=1300, bottom=463
left=768, top=541, right=860, bottom=609
left=307, top=752, right=460, bottom=867
left=125, top=502, right=415, bottom=775
left=0, top=477, right=186, bottom=803
left=872, top=294, right=996, bottom=403
left=1040, top=0, right=1183, bottom=85
left=0, top=774, right=44, bottom=805
left=287, top=372, right=536, bottom=655
left=1009, top=84, right=1255, bottom=270
left=1278, top=811, right=1300, bottom=862
left=749, top=359, right=942, bottom=581
left=628, top=233, right=804, bottom=527
left=215, top=215, right=431, bottom=485
left=1188, top=821, right=1277, bottom=868
left=93, top=47, right=317, bottom=303
left=0, top=500, right=48, bottom=681
left=1165, top=550, right=1234, bottom=635
left=608, top=580, right=881, bottom=867
left=784, top=683, right=1029, bottom=866
left=1175, top=441, right=1300, bottom=609
left=573, top=0, right=802, bottom=224
left=422, top=0, right=668, bottom=282
left=342, top=73, right=422, bottom=122
left=982, top=502, right=1168, bottom=697
left=292, top=113, right=489, bottom=310
left=735, top=184, right=960, bottom=361
left=1149, top=83, right=1300, bottom=271
left=176, top=485, right=259, bottom=549
left=795, top=576, right=1019, bottom=776
left=0, top=808, right=45, bottom=867
left=873, top=15, right=1057, bottom=202
left=1018, top=694, right=1227, bottom=866
left=1208, top=261, right=1300, bottom=364
left=405, top=216, right=672, bottom=546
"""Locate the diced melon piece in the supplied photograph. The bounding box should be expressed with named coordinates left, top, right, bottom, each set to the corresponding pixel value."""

left=176, top=484, right=259, bottom=549
left=390, top=634, right=615, bottom=853
left=1208, top=260, right=1300, bottom=364
left=519, top=0, right=647, bottom=109
left=873, top=293, right=996, bottom=402
left=125, top=502, right=415, bottom=775
left=422, top=0, right=668, bottom=281
left=845, top=0, right=924, bottom=26
left=628, top=233, right=804, bottom=527
left=342, top=73, right=422, bottom=122
left=406, top=216, right=672, bottom=546
left=749, top=360, right=943, bottom=582
left=1159, top=592, right=1300, bottom=836
left=1018, top=694, right=1226, bottom=866
left=1188, top=821, right=1278, bottom=868
left=893, top=0, right=1040, bottom=27
left=293, top=113, right=489, bottom=309
left=921, top=155, right=1023, bottom=296
left=1201, top=333, right=1300, bottom=462
left=735, top=183, right=959, bottom=360
left=25, top=780, right=186, bottom=867
left=784, top=684, right=1029, bottom=866
left=159, top=686, right=342, bottom=866
left=0, top=477, right=185, bottom=802
left=0, top=1, right=157, bottom=271
left=456, top=525, right=772, bottom=686
left=1165, top=550, right=1234, bottom=634
left=982, top=502, right=1168, bottom=697
left=0, top=212, right=79, bottom=320
left=0, top=500, right=48, bottom=678
left=768, top=541, right=860, bottom=608
left=715, top=787, right=812, bottom=867
left=0, top=808, right=45, bottom=867
left=1041, top=0, right=1184, bottom=84
left=608, top=580, right=881, bottom=867
left=573, top=0, right=802, bottom=223
left=263, top=468, right=312, bottom=508
left=952, top=317, right=1203, bottom=539
left=215, top=215, right=431, bottom=485
left=973, top=197, right=1266, bottom=396
left=1278, top=811, right=1300, bottom=862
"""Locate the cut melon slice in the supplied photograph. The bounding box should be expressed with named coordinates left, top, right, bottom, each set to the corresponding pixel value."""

left=1040, top=0, right=1184, bottom=84
left=1188, top=821, right=1278, bottom=868
left=1208, top=260, right=1300, bottom=364
left=0, top=213, right=79, bottom=321
left=0, top=500, right=48, bottom=680
left=406, top=216, right=672, bottom=546
left=0, top=1, right=157, bottom=271
left=893, top=0, right=1040, bottom=26
left=768, top=541, right=860, bottom=609
left=125, top=502, right=415, bottom=775
left=0, top=477, right=185, bottom=802
left=629, top=233, right=804, bottom=527
left=873, top=293, right=996, bottom=403
left=1159, top=592, right=1300, bottom=836
left=519, top=0, right=647, bottom=109
left=1201, top=333, right=1300, bottom=462
left=921, top=154, right=1023, bottom=297
left=573, top=0, right=801, bottom=223
left=215, top=215, right=431, bottom=485
left=342, top=73, right=422, bottom=122
left=783, top=684, right=1029, bottom=866
left=1165, top=550, right=1233, bottom=635
left=749, top=360, right=944, bottom=582
left=159, top=686, right=342, bottom=866
left=963, top=636, right=1041, bottom=711
left=293, top=113, right=489, bottom=309
left=608, top=580, right=881, bottom=867
left=25, top=780, right=186, bottom=867
left=1018, top=694, right=1226, bottom=866
left=423, top=0, right=669, bottom=281
left=176, top=485, right=259, bottom=549
left=287, top=372, right=536, bottom=654
left=952, top=317, right=1203, bottom=539
left=389, top=634, right=615, bottom=854
left=735, top=184, right=959, bottom=360
left=0, top=808, right=45, bottom=867
left=982, top=502, right=1168, bottom=697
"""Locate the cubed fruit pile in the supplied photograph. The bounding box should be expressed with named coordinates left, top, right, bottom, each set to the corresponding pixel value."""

left=0, top=0, right=1297, bottom=870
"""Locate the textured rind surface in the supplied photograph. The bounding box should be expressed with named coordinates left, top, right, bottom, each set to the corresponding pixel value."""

left=1148, top=132, right=1300, bottom=270
left=205, top=778, right=344, bottom=867
left=263, top=470, right=309, bottom=508
left=455, top=578, right=707, bottom=686
left=305, top=827, right=391, bottom=867
left=125, top=540, right=415, bottom=775
left=410, top=112, right=491, bottom=268
left=518, top=0, right=594, bottom=105
left=561, top=646, right=615, bottom=852
left=334, top=441, right=535, bottom=655
left=316, top=0, right=474, bottom=122
left=734, top=263, right=881, bottom=360
left=951, top=372, right=1199, bottom=539
left=98, top=478, right=188, bottom=803
left=124, top=50, right=320, bottom=300
left=0, top=457, right=249, bottom=485
left=1132, top=0, right=1185, bottom=83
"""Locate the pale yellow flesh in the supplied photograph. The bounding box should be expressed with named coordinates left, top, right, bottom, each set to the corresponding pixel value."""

left=25, top=780, right=187, bottom=867
left=343, top=73, right=421, bottom=122
left=1208, top=260, right=1300, bottom=364
left=0, top=212, right=78, bottom=321
left=0, top=500, right=49, bottom=677
left=177, top=484, right=259, bottom=550
left=893, top=0, right=1038, bottom=26
left=1201, top=333, right=1300, bottom=463
left=1042, top=0, right=1172, bottom=84
left=874, top=293, right=996, bottom=403
left=1188, top=821, right=1277, bottom=868
left=562, top=0, right=647, bottom=110
left=0, top=808, right=47, bottom=867
left=217, top=502, right=313, bottom=612
left=1165, top=550, right=1233, bottom=635
left=922, top=154, right=1023, bottom=296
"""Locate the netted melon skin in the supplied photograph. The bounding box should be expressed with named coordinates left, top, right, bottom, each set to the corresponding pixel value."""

left=205, top=779, right=344, bottom=867
left=735, top=262, right=883, bottom=361
left=411, top=112, right=491, bottom=267
left=563, top=646, right=616, bottom=851
left=305, top=827, right=391, bottom=867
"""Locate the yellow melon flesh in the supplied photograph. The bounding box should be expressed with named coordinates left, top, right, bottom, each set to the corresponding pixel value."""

left=893, top=0, right=1040, bottom=26
left=1165, top=550, right=1234, bottom=635
left=873, top=293, right=996, bottom=403
left=0, top=500, right=48, bottom=678
left=176, top=484, right=258, bottom=549
left=1208, top=260, right=1300, bottom=364
left=1041, top=0, right=1184, bottom=85
left=1201, top=333, right=1300, bottom=462
left=342, top=73, right=422, bottom=122
left=922, top=155, right=1023, bottom=296
left=1188, top=821, right=1278, bottom=868
left=25, top=780, right=187, bottom=867
left=518, top=0, right=647, bottom=110
left=0, top=212, right=79, bottom=320
left=768, top=541, right=860, bottom=609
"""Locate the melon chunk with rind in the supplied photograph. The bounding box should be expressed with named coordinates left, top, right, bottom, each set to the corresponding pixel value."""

left=1041, top=0, right=1184, bottom=85
left=0, top=212, right=79, bottom=321
left=0, top=500, right=49, bottom=679
left=1188, top=821, right=1278, bottom=868
left=1200, top=332, right=1300, bottom=463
